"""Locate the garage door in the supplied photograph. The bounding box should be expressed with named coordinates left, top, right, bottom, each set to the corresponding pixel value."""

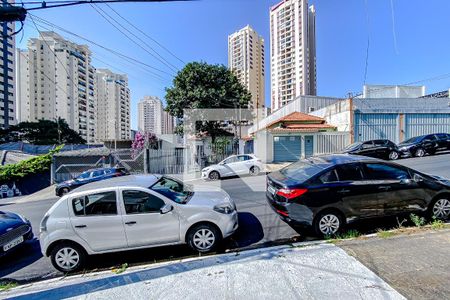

left=273, top=136, right=301, bottom=162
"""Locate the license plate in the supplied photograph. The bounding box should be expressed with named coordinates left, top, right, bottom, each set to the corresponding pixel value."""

left=267, top=185, right=276, bottom=195
left=3, top=236, right=24, bottom=252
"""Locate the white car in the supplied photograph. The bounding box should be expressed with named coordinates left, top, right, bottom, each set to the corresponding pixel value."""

left=40, top=175, right=238, bottom=273
left=201, top=154, right=264, bottom=180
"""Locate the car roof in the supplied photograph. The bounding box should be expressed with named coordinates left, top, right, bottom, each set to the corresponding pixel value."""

left=305, top=154, right=380, bottom=167
left=70, top=174, right=162, bottom=194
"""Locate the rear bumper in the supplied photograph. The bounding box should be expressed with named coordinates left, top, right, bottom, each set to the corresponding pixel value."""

left=266, top=193, right=314, bottom=228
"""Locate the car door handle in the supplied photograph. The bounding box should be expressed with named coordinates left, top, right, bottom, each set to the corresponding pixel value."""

left=75, top=225, right=87, bottom=228
left=337, top=189, right=350, bottom=194
left=378, top=186, right=391, bottom=191
left=125, top=221, right=137, bottom=225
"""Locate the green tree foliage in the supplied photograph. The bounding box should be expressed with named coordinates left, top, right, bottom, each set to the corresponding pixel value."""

left=0, top=118, right=86, bottom=145
left=0, top=145, right=63, bottom=182
left=165, top=62, right=252, bottom=141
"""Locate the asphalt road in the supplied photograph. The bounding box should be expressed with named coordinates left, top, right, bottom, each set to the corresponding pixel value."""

left=1, top=153, right=450, bottom=283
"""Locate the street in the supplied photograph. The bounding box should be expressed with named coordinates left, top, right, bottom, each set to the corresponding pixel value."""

left=1, top=153, right=450, bottom=283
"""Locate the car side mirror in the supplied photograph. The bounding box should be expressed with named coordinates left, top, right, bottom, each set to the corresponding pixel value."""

left=413, top=174, right=423, bottom=182
left=219, top=162, right=225, bottom=165
left=160, top=204, right=173, bottom=214
left=399, top=178, right=412, bottom=185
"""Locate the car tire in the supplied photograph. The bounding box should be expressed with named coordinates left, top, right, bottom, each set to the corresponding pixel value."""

left=208, top=171, right=220, bottom=181
left=414, top=148, right=425, bottom=157
left=249, top=166, right=260, bottom=176
left=388, top=151, right=399, bottom=160
left=313, top=211, right=344, bottom=237
left=59, top=187, right=70, bottom=196
left=187, top=224, right=221, bottom=253
left=429, top=198, right=450, bottom=220
left=50, top=242, right=86, bottom=273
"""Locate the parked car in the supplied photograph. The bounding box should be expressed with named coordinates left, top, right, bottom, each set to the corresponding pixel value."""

left=342, top=139, right=400, bottom=160
left=201, top=154, right=264, bottom=180
left=398, top=133, right=450, bottom=157
left=41, top=175, right=238, bottom=272
left=55, top=167, right=130, bottom=196
left=0, top=211, right=33, bottom=256
left=266, top=154, right=450, bottom=237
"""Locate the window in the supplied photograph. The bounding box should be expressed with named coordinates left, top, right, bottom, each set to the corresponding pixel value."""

left=223, top=156, right=238, bottom=164
left=318, top=169, right=338, bottom=183
left=122, top=190, right=165, bottom=214
left=237, top=155, right=250, bottom=161
left=373, top=140, right=387, bottom=146
left=72, top=191, right=117, bottom=216
left=361, top=141, right=374, bottom=149
left=364, top=163, right=410, bottom=180
left=92, top=170, right=104, bottom=177
left=424, top=135, right=437, bottom=142
left=436, top=133, right=449, bottom=140
left=150, top=177, right=193, bottom=204
left=336, top=164, right=363, bottom=181
left=77, top=172, right=91, bottom=179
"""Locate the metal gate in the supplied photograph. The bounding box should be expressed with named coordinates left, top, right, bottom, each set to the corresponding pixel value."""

left=354, top=113, right=399, bottom=143
left=273, top=136, right=301, bottom=162
left=305, top=136, right=314, bottom=157
left=404, top=113, right=450, bottom=139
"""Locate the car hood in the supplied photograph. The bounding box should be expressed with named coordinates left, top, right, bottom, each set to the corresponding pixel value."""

left=0, top=211, right=24, bottom=234
left=429, top=174, right=450, bottom=186
left=187, top=185, right=232, bottom=207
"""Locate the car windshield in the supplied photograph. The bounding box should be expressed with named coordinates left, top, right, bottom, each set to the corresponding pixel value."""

left=280, top=161, right=325, bottom=183
left=150, top=176, right=193, bottom=204
left=344, top=142, right=362, bottom=151
left=401, top=136, right=424, bottom=144
left=77, top=172, right=90, bottom=179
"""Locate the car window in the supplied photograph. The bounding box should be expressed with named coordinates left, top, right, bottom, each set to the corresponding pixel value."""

left=318, top=169, right=339, bottom=183
left=72, top=191, right=117, bottom=216
left=92, top=170, right=104, bottom=177
left=280, top=161, right=325, bottom=183
left=364, top=163, right=410, bottom=180
left=335, top=163, right=363, bottom=181
left=436, top=133, right=449, bottom=140
left=344, top=142, right=362, bottom=151
left=223, top=156, right=237, bottom=164
left=150, top=176, right=193, bottom=204
left=361, top=141, right=374, bottom=149
left=78, top=172, right=91, bottom=179
left=424, top=135, right=437, bottom=141
left=373, top=140, right=386, bottom=146
left=122, top=190, right=165, bottom=214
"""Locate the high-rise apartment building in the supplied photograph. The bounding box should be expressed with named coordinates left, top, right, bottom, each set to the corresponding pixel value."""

left=138, top=96, right=173, bottom=135
left=270, top=0, right=316, bottom=110
left=1, top=4, right=15, bottom=128
left=16, top=32, right=97, bottom=143
left=228, top=25, right=265, bottom=114
left=96, top=69, right=130, bottom=141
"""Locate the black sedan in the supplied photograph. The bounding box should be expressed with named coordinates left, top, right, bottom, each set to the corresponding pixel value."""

left=267, top=154, right=450, bottom=236
left=55, top=167, right=130, bottom=196
left=342, top=139, right=400, bottom=160
left=0, top=211, right=33, bottom=256
left=398, top=133, right=450, bottom=157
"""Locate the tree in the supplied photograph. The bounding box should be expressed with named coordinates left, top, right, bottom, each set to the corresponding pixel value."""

left=131, top=132, right=159, bottom=157
left=0, top=118, right=86, bottom=145
left=165, top=62, right=252, bottom=142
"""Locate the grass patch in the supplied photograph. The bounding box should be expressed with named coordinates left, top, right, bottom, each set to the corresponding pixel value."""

left=111, top=263, right=128, bottom=274
left=410, top=213, right=426, bottom=227
left=0, top=281, right=18, bottom=291
left=377, top=229, right=395, bottom=239
left=431, top=218, right=445, bottom=230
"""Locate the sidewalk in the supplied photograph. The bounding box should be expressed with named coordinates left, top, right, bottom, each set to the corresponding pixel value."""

left=2, top=243, right=404, bottom=300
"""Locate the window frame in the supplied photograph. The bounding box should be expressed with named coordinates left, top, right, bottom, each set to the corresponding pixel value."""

left=71, top=190, right=118, bottom=217
left=362, top=162, right=411, bottom=181
left=121, top=189, right=166, bottom=215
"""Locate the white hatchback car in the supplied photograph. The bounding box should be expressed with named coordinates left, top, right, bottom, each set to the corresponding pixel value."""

left=40, top=175, right=238, bottom=272
left=201, top=154, right=264, bottom=180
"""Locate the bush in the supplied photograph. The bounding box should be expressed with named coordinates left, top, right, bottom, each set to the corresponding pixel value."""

left=0, top=145, right=63, bottom=182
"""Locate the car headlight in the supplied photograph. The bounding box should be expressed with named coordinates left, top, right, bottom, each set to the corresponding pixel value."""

left=399, top=147, right=408, bottom=151
left=213, top=203, right=235, bottom=214
left=18, top=214, right=30, bottom=224
left=202, top=167, right=210, bottom=172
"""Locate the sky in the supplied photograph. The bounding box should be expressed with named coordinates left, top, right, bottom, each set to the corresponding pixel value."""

left=17, top=0, right=450, bottom=130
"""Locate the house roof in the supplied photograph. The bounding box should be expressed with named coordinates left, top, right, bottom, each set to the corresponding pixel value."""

left=266, top=112, right=326, bottom=128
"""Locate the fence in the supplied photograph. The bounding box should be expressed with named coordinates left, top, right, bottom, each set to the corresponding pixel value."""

left=314, top=132, right=351, bottom=155
left=0, top=142, right=103, bottom=155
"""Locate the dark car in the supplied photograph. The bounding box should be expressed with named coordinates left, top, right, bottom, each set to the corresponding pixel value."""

left=55, top=167, right=130, bottom=196
left=342, top=139, right=400, bottom=160
left=398, top=133, right=450, bottom=157
left=0, top=211, right=33, bottom=256
left=266, top=154, right=450, bottom=236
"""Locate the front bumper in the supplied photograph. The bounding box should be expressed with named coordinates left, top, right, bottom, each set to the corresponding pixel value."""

left=0, top=225, right=33, bottom=256
left=221, top=211, right=239, bottom=238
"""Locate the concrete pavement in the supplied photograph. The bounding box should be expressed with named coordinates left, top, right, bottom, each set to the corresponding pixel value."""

left=1, top=243, right=405, bottom=300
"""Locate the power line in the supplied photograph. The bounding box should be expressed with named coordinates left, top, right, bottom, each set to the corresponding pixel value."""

left=105, top=3, right=185, bottom=65
left=90, top=3, right=178, bottom=74
left=29, top=13, right=172, bottom=80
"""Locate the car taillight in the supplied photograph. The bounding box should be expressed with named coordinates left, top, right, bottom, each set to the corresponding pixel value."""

left=276, top=188, right=308, bottom=200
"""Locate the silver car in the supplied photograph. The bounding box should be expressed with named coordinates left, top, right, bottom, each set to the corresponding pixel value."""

left=40, top=175, right=238, bottom=272
left=201, top=154, right=264, bottom=180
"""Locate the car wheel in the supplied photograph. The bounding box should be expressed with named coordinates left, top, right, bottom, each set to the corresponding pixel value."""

left=208, top=171, right=220, bottom=181
left=59, top=187, right=70, bottom=196
left=313, top=211, right=344, bottom=237
left=187, top=224, right=221, bottom=253
left=414, top=148, right=425, bottom=157
left=388, top=151, right=399, bottom=160
left=430, top=198, right=450, bottom=220
left=50, top=242, right=86, bottom=273
left=249, top=166, right=260, bottom=176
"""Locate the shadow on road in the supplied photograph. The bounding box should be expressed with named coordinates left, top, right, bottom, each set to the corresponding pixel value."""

left=0, top=239, right=43, bottom=278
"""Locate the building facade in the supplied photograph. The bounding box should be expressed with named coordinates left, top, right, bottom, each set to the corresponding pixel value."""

left=228, top=25, right=265, bottom=116
left=96, top=69, right=130, bottom=142
left=16, top=32, right=97, bottom=143
left=138, top=96, right=174, bottom=135
left=270, top=0, right=316, bottom=110
left=1, top=9, right=15, bottom=128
